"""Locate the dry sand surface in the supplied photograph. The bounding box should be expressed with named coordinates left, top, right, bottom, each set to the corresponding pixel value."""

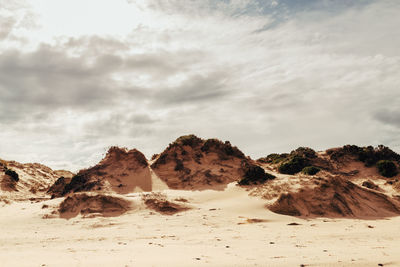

left=1, top=183, right=400, bottom=267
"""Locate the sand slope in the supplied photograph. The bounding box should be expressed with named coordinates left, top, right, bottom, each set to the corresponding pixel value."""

left=59, top=147, right=161, bottom=196
left=0, top=159, right=73, bottom=200
left=269, top=177, right=400, bottom=218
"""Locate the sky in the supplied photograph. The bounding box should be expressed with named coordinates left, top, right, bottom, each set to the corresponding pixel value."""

left=0, top=0, right=399, bottom=171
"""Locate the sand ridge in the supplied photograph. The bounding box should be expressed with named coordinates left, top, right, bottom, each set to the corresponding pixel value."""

left=1, top=138, right=400, bottom=266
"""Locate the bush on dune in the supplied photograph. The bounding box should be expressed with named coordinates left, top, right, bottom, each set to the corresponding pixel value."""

left=5, top=168, right=19, bottom=182
left=173, top=134, right=203, bottom=147
left=327, top=145, right=400, bottom=167
left=302, top=166, right=320, bottom=175
left=257, top=153, right=289, bottom=164
left=376, top=160, right=398, bottom=178
left=278, top=156, right=310, bottom=175
left=290, top=147, right=317, bottom=159
left=238, top=163, right=275, bottom=185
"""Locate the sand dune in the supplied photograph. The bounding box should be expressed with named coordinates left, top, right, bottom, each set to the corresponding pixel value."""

left=0, top=159, right=73, bottom=200
left=1, top=139, right=400, bottom=266
left=269, top=177, right=400, bottom=218
left=151, top=135, right=268, bottom=190
left=59, top=147, right=156, bottom=196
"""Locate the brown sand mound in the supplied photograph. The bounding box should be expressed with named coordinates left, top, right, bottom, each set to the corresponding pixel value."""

left=0, top=159, right=73, bottom=197
left=142, top=193, right=190, bottom=215
left=57, top=147, right=151, bottom=196
left=151, top=135, right=265, bottom=190
left=269, top=177, right=400, bottom=218
left=58, top=193, right=131, bottom=219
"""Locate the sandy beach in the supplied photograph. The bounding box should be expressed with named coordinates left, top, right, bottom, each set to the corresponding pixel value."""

left=1, top=183, right=399, bottom=267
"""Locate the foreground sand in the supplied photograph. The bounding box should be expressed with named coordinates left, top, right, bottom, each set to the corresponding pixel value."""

left=1, top=184, right=399, bottom=267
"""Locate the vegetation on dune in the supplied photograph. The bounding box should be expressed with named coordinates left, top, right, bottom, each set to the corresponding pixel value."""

left=153, top=134, right=247, bottom=169
left=278, top=156, right=310, bottom=175
left=302, top=166, right=320, bottom=175
left=327, top=145, right=399, bottom=177
left=5, top=168, right=19, bottom=182
left=327, top=145, right=400, bottom=166
left=290, top=147, right=317, bottom=159
left=172, top=134, right=203, bottom=147
left=238, top=162, right=276, bottom=186
left=376, top=160, right=398, bottom=178
left=258, top=147, right=318, bottom=175
left=257, top=153, right=289, bottom=164
left=201, top=138, right=246, bottom=159
left=61, top=174, right=101, bottom=195
left=174, top=159, right=185, bottom=171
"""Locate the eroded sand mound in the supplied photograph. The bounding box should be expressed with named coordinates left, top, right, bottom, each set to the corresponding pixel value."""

left=151, top=135, right=261, bottom=190
left=58, top=193, right=131, bottom=219
left=0, top=159, right=73, bottom=198
left=269, top=177, right=400, bottom=218
left=57, top=147, right=152, bottom=196
left=142, top=193, right=190, bottom=215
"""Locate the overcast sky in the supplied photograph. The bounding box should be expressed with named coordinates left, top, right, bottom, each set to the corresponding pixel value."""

left=0, top=0, right=399, bottom=171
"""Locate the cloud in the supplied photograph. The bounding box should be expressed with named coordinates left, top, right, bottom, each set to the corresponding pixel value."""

left=157, top=72, right=231, bottom=105
left=0, top=0, right=399, bottom=171
left=374, top=109, right=400, bottom=129
left=0, top=39, right=211, bottom=118
left=0, top=16, right=16, bottom=40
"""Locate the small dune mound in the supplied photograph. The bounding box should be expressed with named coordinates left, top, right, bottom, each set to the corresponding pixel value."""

left=151, top=134, right=268, bottom=190
left=326, top=145, right=400, bottom=176
left=55, top=147, right=152, bottom=196
left=58, top=193, right=131, bottom=219
left=269, top=177, right=400, bottom=218
left=0, top=158, right=74, bottom=198
left=142, top=193, right=190, bottom=215
left=258, top=147, right=332, bottom=175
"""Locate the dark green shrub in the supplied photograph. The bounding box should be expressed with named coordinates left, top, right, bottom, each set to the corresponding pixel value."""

left=302, top=166, right=320, bottom=175
left=5, top=169, right=19, bottom=182
left=290, top=147, right=317, bottom=159
left=174, top=159, right=184, bottom=171
left=201, top=139, right=245, bottom=159
left=174, top=134, right=203, bottom=147
left=238, top=164, right=275, bottom=185
left=61, top=174, right=100, bottom=195
left=278, top=156, right=309, bottom=175
left=327, top=144, right=400, bottom=167
left=376, top=160, right=398, bottom=178
left=258, top=153, right=289, bottom=164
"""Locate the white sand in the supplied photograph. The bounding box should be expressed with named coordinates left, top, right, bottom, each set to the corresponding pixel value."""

left=1, top=183, right=399, bottom=267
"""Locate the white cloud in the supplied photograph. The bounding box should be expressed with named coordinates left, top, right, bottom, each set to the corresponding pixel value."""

left=0, top=0, right=399, bottom=171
